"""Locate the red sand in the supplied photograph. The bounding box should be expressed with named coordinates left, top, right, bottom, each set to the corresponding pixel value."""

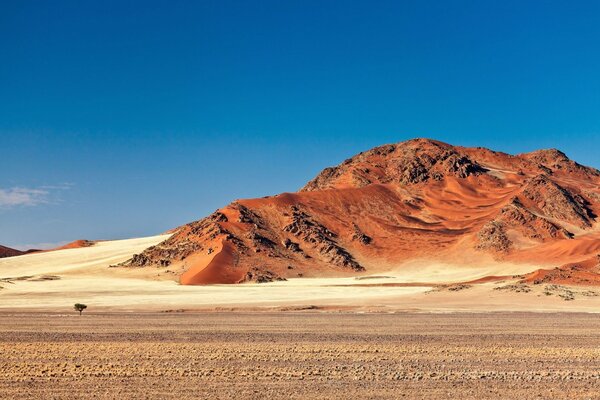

left=522, top=256, right=600, bottom=286
left=54, top=240, right=96, bottom=250
left=0, top=240, right=97, bottom=259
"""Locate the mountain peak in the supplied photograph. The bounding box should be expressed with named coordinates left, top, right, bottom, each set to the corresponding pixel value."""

left=302, top=138, right=486, bottom=191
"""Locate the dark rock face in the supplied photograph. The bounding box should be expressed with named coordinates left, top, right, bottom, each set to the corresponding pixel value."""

left=390, top=150, right=486, bottom=184
left=283, top=206, right=364, bottom=271
left=0, top=245, right=24, bottom=259
left=248, top=232, right=276, bottom=248
left=283, top=206, right=336, bottom=239
left=302, top=139, right=487, bottom=190
left=119, top=208, right=236, bottom=268
left=282, top=238, right=302, bottom=252
left=476, top=173, right=598, bottom=254
left=235, top=203, right=266, bottom=230
left=477, top=221, right=511, bottom=253
left=352, top=224, right=372, bottom=245
left=303, top=166, right=343, bottom=192
left=237, top=267, right=287, bottom=283
left=523, top=149, right=600, bottom=177
left=124, top=239, right=201, bottom=268
left=522, top=175, right=594, bottom=228
left=498, top=201, right=572, bottom=240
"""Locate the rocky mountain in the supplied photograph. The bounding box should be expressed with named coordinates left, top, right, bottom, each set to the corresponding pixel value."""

left=0, top=245, right=24, bottom=259
left=119, top=139, right=600, bottom=284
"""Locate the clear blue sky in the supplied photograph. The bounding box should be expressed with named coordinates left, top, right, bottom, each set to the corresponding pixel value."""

left=1, top=0, right=599, bottom=249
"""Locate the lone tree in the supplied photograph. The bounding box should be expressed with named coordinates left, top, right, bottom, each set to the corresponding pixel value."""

left=74, top=303, right=87, bottom=316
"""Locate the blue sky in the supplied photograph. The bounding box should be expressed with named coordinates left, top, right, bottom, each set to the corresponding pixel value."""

left=1, top=0, right=600, bottom=249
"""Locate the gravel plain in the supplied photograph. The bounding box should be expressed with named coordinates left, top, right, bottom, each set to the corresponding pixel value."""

left=1, top=312, right=600, bottom=399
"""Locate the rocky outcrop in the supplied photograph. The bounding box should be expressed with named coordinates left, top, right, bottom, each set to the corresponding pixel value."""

left=120, top=210, right=237, bottom=268
left=304, top=166, right=343, bottom=192
left=237, top=267, right=287, bottom=283
left=522, top=149, right=600, bottom=177
left=282, top=238, right=303, bottom=253
left=392, top=151, right=486, bottom=184
left=521, top=175, right=594, bottom=228
left=283, top=206, right=364, bottom=271
left=477, top=221, right=511, bottom=253
left=302, top=139, right=487, bottom=190
left=247, top=232, right=276, bottom=249
left=477, top=176, right=595, bottom=253
left=0, top=245, right=24, bottom=259
left=351, top=224, right=372, bottom=245
left=123, top=239, right=201, bottom=268
left=489, top=198, right=574, bottom=244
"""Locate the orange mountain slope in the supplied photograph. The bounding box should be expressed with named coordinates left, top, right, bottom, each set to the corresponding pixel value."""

left=54, top=240, right=96, bottom=250
left=119, top=138, right=600, bottom=284
left=0, top=240, right=96, bottom=259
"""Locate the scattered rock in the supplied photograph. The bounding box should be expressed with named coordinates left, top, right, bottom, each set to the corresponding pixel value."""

left=237, top=267, right=287, bottom=283
left=351, top=224, right=372, bottom=245
left=494, top=283, right=532, bottom=293
left=447, top=284, right=472, bottom=291
left=477, top=221, right=511, bottom=253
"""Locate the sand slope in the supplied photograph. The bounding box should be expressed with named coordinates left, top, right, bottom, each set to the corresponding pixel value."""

left=2, top=234, right=600, bottom=312
left=0, top=235, right=170, bottom=278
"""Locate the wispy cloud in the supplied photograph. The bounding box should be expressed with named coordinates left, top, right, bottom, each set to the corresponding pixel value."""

left=0, top=187, right=49, bottom=207
left=0, top=184, right=73, bottom=208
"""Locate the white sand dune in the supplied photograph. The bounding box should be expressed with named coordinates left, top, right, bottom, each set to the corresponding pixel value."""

left=1, top=235, right=600, bottom=312
left=0, top=235, right=171, bottom=278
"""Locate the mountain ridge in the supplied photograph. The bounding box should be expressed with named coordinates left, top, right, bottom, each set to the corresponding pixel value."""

left=116, top=138, right=600, bottom=284
left=0, top=245, right=24, bottom=259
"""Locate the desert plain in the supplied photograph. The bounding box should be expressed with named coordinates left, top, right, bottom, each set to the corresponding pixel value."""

left=2, top=312, right=600, bottom=399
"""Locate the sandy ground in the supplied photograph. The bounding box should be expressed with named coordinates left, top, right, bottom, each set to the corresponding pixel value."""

left=2, top=235, right=600, bottom=312
left=1, top=312, right=600, bottom=399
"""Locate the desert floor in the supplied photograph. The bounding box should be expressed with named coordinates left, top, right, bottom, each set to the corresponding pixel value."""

left=1, top=312, right=600, bottom=399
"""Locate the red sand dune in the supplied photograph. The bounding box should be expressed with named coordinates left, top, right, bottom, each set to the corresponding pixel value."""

left=0, top=240, right=96, bottom=259
left=54, top=240, right=96, bottom=250
left=120, top=138, right=600, bottom=285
